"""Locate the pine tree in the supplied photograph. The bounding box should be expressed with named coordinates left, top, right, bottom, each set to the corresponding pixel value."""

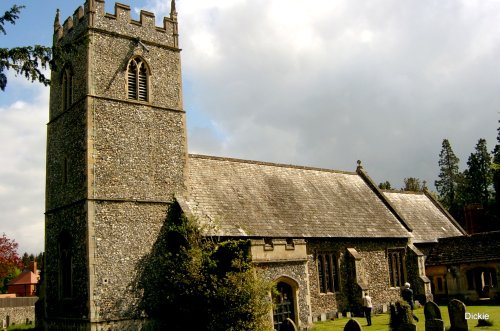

left=463, top=138, right=492, bottom=206
left=435, top=139, right=460, bottom=211
left=0, top=5, right=51, bottom=91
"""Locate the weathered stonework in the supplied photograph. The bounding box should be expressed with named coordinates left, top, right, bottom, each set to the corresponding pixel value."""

left=307, top=239, right=411, bottom=319
left=43, top=1, right=185, bottom=329
left=0, top=306, right=35, bottom=326
left=42, top=1, right=452, bottom=330
left=256, top=260, right=312, bottom=329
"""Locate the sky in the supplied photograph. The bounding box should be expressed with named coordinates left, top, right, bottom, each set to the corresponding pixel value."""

left=1, top=0, right=499, bottom=254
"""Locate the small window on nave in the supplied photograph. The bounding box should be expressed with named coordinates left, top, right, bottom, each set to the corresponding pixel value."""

left=317, top=252, right=340, bottom=293
left=127, top=57, right=149, bottom=102
left=388, top=248, right=406, bottom=287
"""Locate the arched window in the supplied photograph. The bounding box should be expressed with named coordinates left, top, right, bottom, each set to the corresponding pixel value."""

left=61, top=67, right=73, bottom=110
left=127, top=57, right=149, bottom=102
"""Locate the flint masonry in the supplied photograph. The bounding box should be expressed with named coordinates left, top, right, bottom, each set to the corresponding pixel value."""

left=42, top=1, right=466, bottom=330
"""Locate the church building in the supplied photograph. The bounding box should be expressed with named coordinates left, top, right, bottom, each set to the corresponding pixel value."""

left=41, top=1, right=466, bottom=330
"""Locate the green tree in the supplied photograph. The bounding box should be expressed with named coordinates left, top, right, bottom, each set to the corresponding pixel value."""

left=0, top=5, right=51, bottom=91
left=463, top=138, right=493, bottom=206
left=137, top=204, right=273, bottom=331
left=435, top=139, right=460, bottom=211
left=402, top=177, right=424, bottom=192
left=379, top=181, right=392, bottom=190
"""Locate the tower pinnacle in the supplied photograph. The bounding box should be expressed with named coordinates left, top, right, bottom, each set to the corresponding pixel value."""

left=170, top=0, right=177, bottom=20
left=54, top=9, right=61, bottom=31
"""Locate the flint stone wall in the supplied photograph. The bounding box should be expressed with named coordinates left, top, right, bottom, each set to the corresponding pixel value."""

left=91, top=201, right=170, bottom=321
left=307, top=238, right=408, bottom=318
left=45, top=202, right=89, bottom=318
left=90, top=99, right=186, bottom=201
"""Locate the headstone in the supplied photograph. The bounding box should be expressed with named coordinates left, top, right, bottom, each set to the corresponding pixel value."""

left=337, top=312, right=344, bottom=318
left=390, top=301, right=415, bottom=331
left=425, top=301, right=445, bottom=331
left=281, top=318, right=297, bottom=331
left=426, top=319, right=445, bottom=331
left=2, top=319, right=6, bottom=331
left=424, top=301, right=442, bottom=320
left=382, top=304, right=388, bottom=313
left=321, top=313, right=327, bottom=321
left=344, top=319, right=363, bottom=331
left=448, top=299, right=468, bottom=331
left=346, top=312, right=352, bottom=318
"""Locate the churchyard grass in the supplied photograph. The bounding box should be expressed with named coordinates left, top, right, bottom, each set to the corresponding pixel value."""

left=6, top=324, right=34, bottom=330
left=312, top=305, right=500, bottom=330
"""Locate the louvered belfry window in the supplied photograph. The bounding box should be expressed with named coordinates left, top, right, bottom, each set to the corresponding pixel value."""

left=127, top=57, right=149, bottom=101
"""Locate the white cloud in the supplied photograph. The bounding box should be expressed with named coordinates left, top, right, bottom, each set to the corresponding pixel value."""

left=0, top=73, right=48, bottom=254
left=176, top=0, right=499, bottom=187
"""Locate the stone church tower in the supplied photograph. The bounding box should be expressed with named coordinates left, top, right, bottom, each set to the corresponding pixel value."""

left=43, top=0, right=186, bottom=329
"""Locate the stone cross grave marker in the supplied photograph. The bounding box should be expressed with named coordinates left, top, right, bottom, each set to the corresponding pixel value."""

left=424, top=301, right=445, bottom=331
left=448, top=299, right=468, bottom=331
left=344, top=318, right=363, bottom=331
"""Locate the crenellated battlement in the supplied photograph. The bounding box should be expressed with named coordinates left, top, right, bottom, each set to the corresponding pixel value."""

left=55, top=0, right=179, bottom=48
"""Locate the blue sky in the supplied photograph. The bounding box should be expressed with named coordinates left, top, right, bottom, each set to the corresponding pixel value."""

left=1, top=0, right=499, bottom=254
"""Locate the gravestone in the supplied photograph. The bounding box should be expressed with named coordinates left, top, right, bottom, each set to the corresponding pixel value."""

left=424, top=301, right=445, bottom=331
left=344, top=319, right=363, bottom=331
left=382, top=304, right=388, bottom=313
left=337, top=312, right=344, bottom=318
left=281, top=318, right=297, bottom=331
left=390, top=301, right=416, bottom=331
left=346, top=312, right=352, bottom=318
left=448, top=299, right=468, bottom=331
left=2, top=319, right=6, bottom=331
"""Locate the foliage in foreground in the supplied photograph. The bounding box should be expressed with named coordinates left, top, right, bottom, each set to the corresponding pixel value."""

left=136, top=203, right=273, bottom=331
left=1, top=4, right=85, bottom=91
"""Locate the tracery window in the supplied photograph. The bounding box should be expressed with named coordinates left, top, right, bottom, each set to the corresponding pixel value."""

left=127, top=57, right=149, bottom=101
left=317, top=252, right=340, bottom=293
left=388, top=248, right=406, bottom=287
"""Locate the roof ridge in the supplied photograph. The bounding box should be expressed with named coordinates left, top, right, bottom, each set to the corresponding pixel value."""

left=382, top=189, right=425, bottom=195
left=188, top=153, right=358, bottom=175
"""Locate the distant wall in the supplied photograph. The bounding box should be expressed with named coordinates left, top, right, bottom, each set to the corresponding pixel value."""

left=0, top=297, right=37, bottom=326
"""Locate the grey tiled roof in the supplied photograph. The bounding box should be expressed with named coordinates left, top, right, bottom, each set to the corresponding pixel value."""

left=183, top=154, right=410, bottom=238
left=382, top=191, right=465, bottom=243
left=426, top=231, right=500, bottom=266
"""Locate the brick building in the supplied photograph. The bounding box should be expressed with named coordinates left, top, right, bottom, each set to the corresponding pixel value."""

left=41, top=1, right=466, bottom=330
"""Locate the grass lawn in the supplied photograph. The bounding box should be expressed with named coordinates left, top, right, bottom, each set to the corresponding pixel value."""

left=312, top=305, right=500, bottom=330
left=6, top=324, right=35, bottom=330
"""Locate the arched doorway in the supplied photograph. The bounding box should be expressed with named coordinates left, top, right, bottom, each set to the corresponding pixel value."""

left=272, top=281, right=296, bottom=331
